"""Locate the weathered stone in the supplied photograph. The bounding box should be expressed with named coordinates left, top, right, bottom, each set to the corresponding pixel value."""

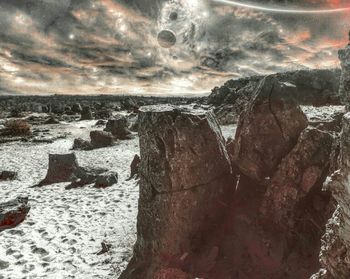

left=93, top=172, right=118, bottom=188
left=90, top=130, right=114, bottom=148
left=312, top=113, right=350, bottom=279
left=128, top=154, right=141, bottom=180
left=104, top=116, right=133, bottom=140
left=44, top=116, right=60, bottom=125
left=0, top=197, right=30, bottom=232
left=37, top=153, right=79, bottom=186
left=71, top=103, right=82, bottom=113
left=232, top=76, right=308, bottom=182
left=261, top=127, right=334, bottom=227
left=120, top=105, right=235, bottom=279
left=72, top=138, right=93, bottom=151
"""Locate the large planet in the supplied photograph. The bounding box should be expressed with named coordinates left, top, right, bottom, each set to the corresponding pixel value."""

left=157, top=29, right=177, bottom=48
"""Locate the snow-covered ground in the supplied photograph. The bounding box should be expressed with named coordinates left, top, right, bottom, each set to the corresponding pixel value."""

left=0, top=121, right=139, bottom=279
left=0, top=119, right=236, bottom=279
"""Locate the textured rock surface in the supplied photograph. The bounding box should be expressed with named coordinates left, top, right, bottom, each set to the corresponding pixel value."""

left=312, top=113, right=350, bottom=279
left=120, top=105, right=235, bottom=279
left=338, top=46, right=350, bottom=109
left=0, top=197, right=30, bottom=232
left=0, top=171, right=18, bottom=181
left=104, top=116, right=133, bottom=140
left=90, top=130, right=114, bottom=148
left=128, top=154, right=140, bottom=180
left=232, top=75, right=308, bottom=182
left=261, top=127, right=334, bottom=228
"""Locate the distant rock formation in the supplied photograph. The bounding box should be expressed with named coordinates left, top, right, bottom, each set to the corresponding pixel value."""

left=339, top=45, right=350, bottom=110
left=104, top=116, right=133, bottom=140
left=0, top=197, right=30, bottom=232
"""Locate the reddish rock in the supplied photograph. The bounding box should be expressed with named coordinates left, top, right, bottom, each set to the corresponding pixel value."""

left=261, top=127, right=334, bottom=227
left=0, top=197, right=30, bottom=232
left=232, top=76, right=308, bottom=182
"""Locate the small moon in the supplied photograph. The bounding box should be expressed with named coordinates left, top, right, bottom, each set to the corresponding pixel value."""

left=169, top=11, right=178, bottom=21
left=157, top=29, right=177, bottom=48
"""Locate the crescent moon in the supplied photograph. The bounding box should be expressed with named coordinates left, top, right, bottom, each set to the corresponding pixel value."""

left=212, top=0, right=350, bottom=14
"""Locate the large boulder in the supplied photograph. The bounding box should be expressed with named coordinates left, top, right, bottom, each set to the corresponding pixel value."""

left=261, top=127, right=334, bottom=228
left=0, top=197, right=30, bottom=232
left=232, top=76, right=308, bottom=182
left=338, top=45, right=350, bottom=109
left=120, top=105, right=235, bottom=279
left=0, top=171, right=18, bottom=181
left=90, top=130, right=114, bottom=148
left=80, top=106, right=93, bottom=120
left=104, top=116, right=133, bottom=140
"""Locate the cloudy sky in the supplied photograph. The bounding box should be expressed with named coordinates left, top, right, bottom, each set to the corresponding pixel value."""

left=0, top=0, right=349, bottom=95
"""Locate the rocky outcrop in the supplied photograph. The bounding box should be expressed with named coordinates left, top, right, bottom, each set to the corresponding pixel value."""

left=261, top=127, right=334, bottom=228
left=312, top=113, right=350, bottom=279
left=104, top=116, right=133, bottom=140
left=0, top=197, right=30, bottom=232
left=232, top=76, right=308, bottom=182
left=80, top=106, right=93, bottom=120
left=128, top=154, right=140, bottom=180
left=120, top=105, right=235, bottom=279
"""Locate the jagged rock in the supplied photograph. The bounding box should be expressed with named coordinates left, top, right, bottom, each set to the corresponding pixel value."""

left=90, top=130, right=114, bottom=148
left=95, top=109, right=112, bottom=120
left=0, top=197, right=30, bottom=232
left=261, top=127, right=334, bottom=228
left=104, top=117, right=133, bottom=140
left=94, top=120, right=107, bottom=127
left=93, top=172, right=118, bottom=188
left=72, top=138, right=93, bottom=151
left=0, top=171, right=18, bottom=181
left=312, top=113, right=350, bottom=279
left=232, top=76, right=308, bottom=182
left=120, top=105, right=235, bottom=279
left=154, top=268, right=192, bottom=279
left=80, top=106, right=93, bottom=120
left=128, top=154, right=141, bottom=180
left=121, top=97, right=139, bottom=112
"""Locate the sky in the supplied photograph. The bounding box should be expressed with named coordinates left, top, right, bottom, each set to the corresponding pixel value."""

left=0, top=0, right=349, bottom=96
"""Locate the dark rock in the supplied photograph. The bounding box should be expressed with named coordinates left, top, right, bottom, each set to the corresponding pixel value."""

left=104, top=116, right=133, bottom=140
left=94, top=120, right=107, bottom=127
left=121, top=98, right=139, bottom=112
left=90, top=131, right=114, bottom=148
left=80, top=106, right=93, bottom=120
left=71, top=103, right=82, bottom=113
left=0, top=197, right=30, bottom=232
left=261, top=127, right=334, bottom=228
left=94, top=172, right=118, bottom=188
left=128, top=154, right=141, bottom=180
left=72, top=138, right=93, bottom=151
left=0, top=171, right=18, bottom=181
left=95, top=109, right=113, bottom=120
left=37, top=153, right=79, bottom=186
left=120, top=105, right=235, bottom=279
left=44, top=116, right=60, bottom=125
left=232, top=76, right=308, bottom=182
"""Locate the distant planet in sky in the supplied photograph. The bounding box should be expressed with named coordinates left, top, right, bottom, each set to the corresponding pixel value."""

left=169, top=11, right=178, bottom=20
left=157, top=29, right=177, bottom=48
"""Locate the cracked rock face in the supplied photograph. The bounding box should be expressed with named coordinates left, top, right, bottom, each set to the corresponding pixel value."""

left=312, top=113, right=350, bottom=279
left=233, top=76, right=308, bottom=182
left=261, top=127, right=334, bottom=228
left=120, top=105, right=235, bottom=279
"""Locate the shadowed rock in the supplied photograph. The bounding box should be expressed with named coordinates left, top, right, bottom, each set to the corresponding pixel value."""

left=261, top=127, right=334, bottom=228
left=0, top=171, right=18, bottom=181
left=104, top=116, right=133, bottom=140
left=90, top=130, right=114, bottom=148
left=232, top=76, right=308, bottom=182
left=0, top=197, right=30, bottom=232
left=128, top=154, right=140, bottom=180
left=80, top=106, right=93, bottom=120
left=120, top=105, right=235, bottom=279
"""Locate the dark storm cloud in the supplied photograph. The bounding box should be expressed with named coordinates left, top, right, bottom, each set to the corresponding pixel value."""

left=0, top=0, right=348, bottom=95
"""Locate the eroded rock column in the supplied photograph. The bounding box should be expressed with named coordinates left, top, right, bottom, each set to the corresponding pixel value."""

left=339, top=42, right=350, bottom=109
left=120, top=105, right=235, bottom=279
